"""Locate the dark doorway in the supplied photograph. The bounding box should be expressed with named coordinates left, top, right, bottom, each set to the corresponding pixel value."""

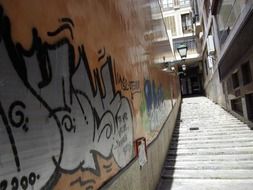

left=179, top=64, right=203, bottom=96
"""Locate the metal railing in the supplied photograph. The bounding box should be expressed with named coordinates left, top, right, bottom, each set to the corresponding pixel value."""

left=173, top=36, right=201, bottom=54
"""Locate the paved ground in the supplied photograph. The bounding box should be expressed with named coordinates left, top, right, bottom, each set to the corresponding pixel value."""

left=156, top=96, right=253, bottom=190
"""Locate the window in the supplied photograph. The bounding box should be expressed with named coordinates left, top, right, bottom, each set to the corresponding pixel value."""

left=164, top=16, right=176, bottom=36
left=201, top=50, right=209, bottom=76
left=204, top=0, right=210, bottom=19
left=192, top=0, right=200, bottom=22
left=241, top=62, right=252, bottom=85
left=174, top=0, right=180, bottom=6
left=162, top=0, right=173, bottom=9
left=245, top=93, right=253, bottom=121
left=181, top=13, right=193, bottom=34
left=231, top=98, right=243, bottom=115
left=231, top=71, right=239, bottom=89
left=179, top=0, right=190, bottom=7
left=227, top=78, right=233, bottom=94
left=205, top=59, right=209, bottom=75
left=216, top=0, right=245, bottom=45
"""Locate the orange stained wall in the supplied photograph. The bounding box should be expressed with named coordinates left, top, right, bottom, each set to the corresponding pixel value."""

left=0, top=1, right=180, bottom=189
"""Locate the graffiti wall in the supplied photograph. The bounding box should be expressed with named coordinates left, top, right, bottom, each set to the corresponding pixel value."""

left=0, top=1, right=180, bottom=190
left=140, top=67, right=179, bottom=142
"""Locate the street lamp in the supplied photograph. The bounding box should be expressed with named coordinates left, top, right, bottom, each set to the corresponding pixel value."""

left=177, top=44, right=188, bottom=59
left=177, top=44, right=188, bottom=72
left=182, top=64, right=186, bottom=71
left=162, top=44, right=188, bottom=73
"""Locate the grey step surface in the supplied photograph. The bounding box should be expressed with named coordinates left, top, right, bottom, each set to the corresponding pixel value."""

left=173, top=125, right=249, bottom=132
left=157, top=97, right=253, bottom=190
left=172, top=133, right=253, bottom=140
left=164, top=160, right=253, bottom=170
left=168, top=146, right=253, bottom=155
left=166, top=154, right=253, bottom=162
left=161, top=169, right=253, bottom=179
left=173, top=128, right=252, bottom=135
left=170, top=137, right=253, bottom=144
left=157, top=179, right=253, bottom=190
left=170, top=141, right=253, bottom=149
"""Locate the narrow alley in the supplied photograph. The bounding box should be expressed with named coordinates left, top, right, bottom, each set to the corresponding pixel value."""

left=1, top=1, right=253, bottom=189
left=157, top=96, right=253, bottom=190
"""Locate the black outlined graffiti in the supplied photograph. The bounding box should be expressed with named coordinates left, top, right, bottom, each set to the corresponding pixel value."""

left=8, top=101, right=29, bottom=132
left=48, top=18, right=74, bottom=40
left=70, top=178, right=96, bottom=188
left=61, top=114, right=76, bottom=133
left=0, top=102, right=21, bottom=173
left=0, top=180, right=7, bottom=190
left=114, top=62, right=141, bottom=99
left=0, top=173, right=40, bottom=190
left=0, top=5, right=133, bottom=190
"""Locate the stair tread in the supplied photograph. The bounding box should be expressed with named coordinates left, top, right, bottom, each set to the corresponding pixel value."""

left=157, top=97, right=253, bottom=190
left=157, top=179, right=253, bottom=190
left=161, top=169, right=253, bottom=179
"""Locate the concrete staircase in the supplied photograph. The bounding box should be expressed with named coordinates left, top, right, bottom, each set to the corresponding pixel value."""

left=156, top=97, right=253, bottom=190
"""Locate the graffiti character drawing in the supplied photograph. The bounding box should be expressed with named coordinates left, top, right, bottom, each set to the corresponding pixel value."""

left=0, top=6, right=133, bottom=190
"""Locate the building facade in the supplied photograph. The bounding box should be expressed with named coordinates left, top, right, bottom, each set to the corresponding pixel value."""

left=195, top=0, right=253, bottom=123
left=160, top=0, right=203, bottom=96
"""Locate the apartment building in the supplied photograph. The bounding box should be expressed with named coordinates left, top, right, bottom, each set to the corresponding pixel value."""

left=195, top=0, right=253, bottom=123
left=160, top=0, right=203, bottom=96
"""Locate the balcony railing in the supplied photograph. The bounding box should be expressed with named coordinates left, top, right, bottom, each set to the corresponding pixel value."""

left=160, top=0, right=191, bottom=11
left=179, top=0, right=190, bottom=8
left=173, top=36, right=201, bottom=55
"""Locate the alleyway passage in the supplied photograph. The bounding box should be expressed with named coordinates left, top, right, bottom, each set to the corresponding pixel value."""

left=157, top=97, right=253, bottom=190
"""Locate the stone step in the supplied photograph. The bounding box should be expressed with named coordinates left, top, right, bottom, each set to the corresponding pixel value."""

left=174, top=126, right=249, bottom=132
left=170, top=137, right=253, bottom=144
left=168, top=146, right=253, bottom=156
left=176, top=120, right=245, bottom=124
left=166, top=154, right=253, bottom=162
left=161, top=169, right=253, bottom=179
left=172, top=133, right=253, bottom=141
left=158, top=97, right=253, bottom=190
left=157, top=179, right=253, bottom=190
left=179, top=116, right=238, bottom=119
left=170, top=145, right=253, bottom=152
left=179, top=121, right=243, bottom=125
left=180, top=113, right=236, bottom=116
left=164, top=160, right=253, bottom=170
left=173, top=127, right=251, bottom=135
left=177, top=119, right=244, bottom=122
left=170, top=141, right=253, bottom=149
left=179, top=122, right=242, bottom=126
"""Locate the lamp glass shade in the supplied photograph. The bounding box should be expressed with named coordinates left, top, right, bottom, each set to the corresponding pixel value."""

left=177, top=44, right=188, bottom=58
left=182, top=64, right=186, bottom=71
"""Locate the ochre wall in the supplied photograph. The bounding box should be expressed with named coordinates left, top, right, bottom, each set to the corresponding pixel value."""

left=0, top=1, right=180, bottom=189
